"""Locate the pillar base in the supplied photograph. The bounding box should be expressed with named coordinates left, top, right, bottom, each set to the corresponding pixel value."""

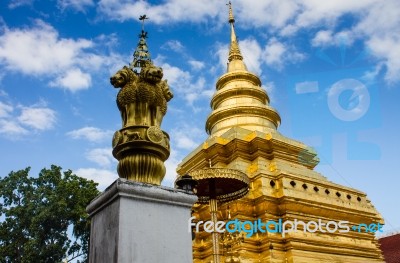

left=87, top=178, right=197, bottom=263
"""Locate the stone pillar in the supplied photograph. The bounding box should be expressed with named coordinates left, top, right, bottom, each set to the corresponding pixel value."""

left=87, top=178, right=197, bottom=263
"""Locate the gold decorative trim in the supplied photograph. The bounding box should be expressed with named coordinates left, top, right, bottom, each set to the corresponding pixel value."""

left=216, top=71, right=261, bottom=90
left=189, top=168, right=249, bottom=204
left=147, top=126, right=164, bottom=143
left=210, top=86, right=269, bottom=109
left=206, top=105, right=281, bottom=134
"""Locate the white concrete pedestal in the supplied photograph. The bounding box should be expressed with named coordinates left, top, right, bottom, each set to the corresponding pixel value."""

left=87, top=178, right=197, bottom=263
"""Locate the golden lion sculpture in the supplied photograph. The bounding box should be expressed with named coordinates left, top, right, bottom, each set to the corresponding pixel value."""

left=110, top=63, right=173, bottom=184
left=110, top=64, right=173, bottom=127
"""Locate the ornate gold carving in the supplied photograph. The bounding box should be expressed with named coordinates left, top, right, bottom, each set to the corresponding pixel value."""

left=111, top=64, right=173, bottom=128
left=211, top=86, right=268, bottom=109
left=161, top=132, right=170, bottom=150
left=206, top=105, right=281, bottom=135
left=112, top=130, right=122, bottom=148
left=123, top=129, right=142, bottom=141
left=189, top=168, right=249, bottom=204
left=117, top=154, right=166, bottom=185
left=246, top=162, right=258, bottom=174
left=111, top=60, right=172, bottom=184
left=216, top=71, right=261, bottom=90
left=147, top=126, right=163, bottom=143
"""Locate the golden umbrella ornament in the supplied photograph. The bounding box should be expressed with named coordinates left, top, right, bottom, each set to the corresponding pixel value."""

left=179, top=161, right=249, bottom=263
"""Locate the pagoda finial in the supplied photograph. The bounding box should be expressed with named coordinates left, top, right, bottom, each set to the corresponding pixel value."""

left=130, top=15, right=152, bottom=69
left=227, top=1, right=243, bottom=64
left=139, top=14, right=148, bottom=31
left=228, top=1, right=235, bottom=23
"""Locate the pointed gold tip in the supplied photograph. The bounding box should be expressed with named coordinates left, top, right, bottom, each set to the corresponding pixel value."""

left=227, top=1, right=243, bottom=64
left=228, top=1, right=235, bottom=24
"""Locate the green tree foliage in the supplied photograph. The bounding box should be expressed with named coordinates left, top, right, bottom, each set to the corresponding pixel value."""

left=0, top=165, right=100, bottom=263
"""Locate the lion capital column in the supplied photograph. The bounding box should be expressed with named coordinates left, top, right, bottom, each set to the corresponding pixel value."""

left=88, top=62, right=197, bottom=263
left=110, top=62, right=173, bottom=185
left=87, top=20, right=197, bottom=263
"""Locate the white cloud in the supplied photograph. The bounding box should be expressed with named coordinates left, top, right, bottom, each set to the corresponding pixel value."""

left=301, top=0, right=400, bottom=83
left=163, top=148, right=181, bottom=187
left=175, top=136, right=197, bottom=150
left=162, top=122, right=207, bottom=187
left=234, top=0, right=300, bottom=29
left=216, top=37, right=303, bottom=74
left=353, top=0, right=400, bottom=83
left=312, top=30, right=333, bottom=47
left=74, top=168, right=118, bottom=191
left=282, top=0, right=376, bottom=35
left=50, top=68, right=92, bottom=91
left=161, top=40, right=185, bottom=53
left=100, top=52, right=127, bottom=76
left=240, top=38, right=263, bottom=75
left=0, top=101, right=57, bottom=138
left=312, top=30, right=354, bottom=47
left=86, top=147, right=116, bottom=168
left=362, top=63, right=384, bottom=85
left=262, top=38, right=305, bottom=70
left=184, top=77, right=209, bottom=105
left=0, top=20, right=122, bottom=91
left=97, top=0, right=400, bottom=84
left=0, top=101, right=13, bottom=118
left=0, top=90, right=8, bottom=97
left=215, top=42, right=229, bottom=72
left=0, top=119, right=28, bottom=136
left=97, top=0, right=226, bottom=24
left=97, top=0, right=371, bottom=33
left=274, top=0, right=400, bottom=83
left=188, top=60, right=205, bottom=71
left=172, top=128, right=200, bottom=150
left=334, top=31, right=354, bottom=47
left=97, top=0, right=297, bottom=30
left=57, top=0, right=94, bottom=12
left=17, top=107, right=57, bottom=130
left=355, top=0, right=400, bottom=38
left=8, top=0, right=33, bottom=9
left=66, top=126, right=113, bottom=142
left=155, top=59, right=212, bottom=105
left=263, top=38, right=285, bottom=68
left=365, top=37, right=400, bottom=84
left=215, top=38, right=263, bottom=75
left=0, top=20, right=91, bottom=75
left=171, top=125, right=203, bottom=151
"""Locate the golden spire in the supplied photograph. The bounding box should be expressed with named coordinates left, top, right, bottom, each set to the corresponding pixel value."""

left=204, top=1, right=280, bottom=137
left=227, top=2, right=246, bottom=72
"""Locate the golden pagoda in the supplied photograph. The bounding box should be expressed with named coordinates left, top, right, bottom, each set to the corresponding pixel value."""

left=177, top=2, right=384, bottom=263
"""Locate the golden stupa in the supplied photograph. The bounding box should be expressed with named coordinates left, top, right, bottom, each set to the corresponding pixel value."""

left=177, top=3, right=384, bottom=263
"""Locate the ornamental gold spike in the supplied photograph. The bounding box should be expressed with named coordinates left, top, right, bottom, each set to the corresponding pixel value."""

left=227, top=1, right=243, bottom=63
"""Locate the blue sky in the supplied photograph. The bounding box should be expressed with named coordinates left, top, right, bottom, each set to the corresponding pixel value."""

left=0, top=0, right=399, bottom=234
